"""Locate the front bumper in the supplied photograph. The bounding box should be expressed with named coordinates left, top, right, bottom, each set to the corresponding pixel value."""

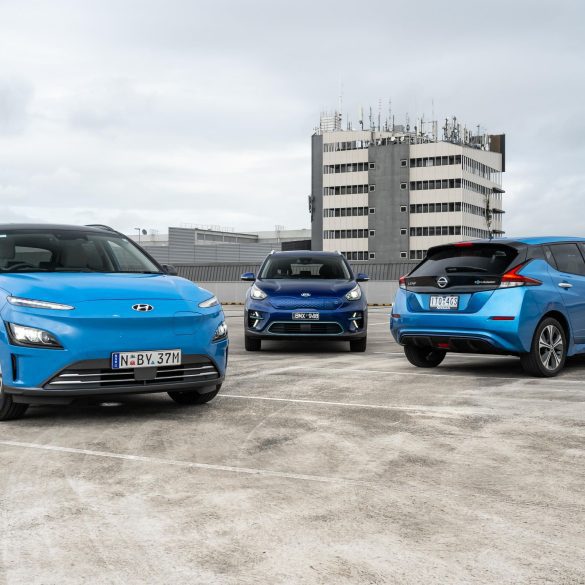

left=245, top=302, right=367, bottom=340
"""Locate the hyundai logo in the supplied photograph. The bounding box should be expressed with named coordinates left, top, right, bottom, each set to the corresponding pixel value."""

left=132, top=304, right=154, bottom=312
left=300, top=292, right=311, bottom=297
left=436, top=276, right=449, bottom=289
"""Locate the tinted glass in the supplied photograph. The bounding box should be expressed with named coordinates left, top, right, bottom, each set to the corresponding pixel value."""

left=259, top=256, right=351, bottom=280
left=0, top=230, right=161, bottom=273
left=410, top=244, right=519, bottom=277
left=550, top=244, right=585, bottom=276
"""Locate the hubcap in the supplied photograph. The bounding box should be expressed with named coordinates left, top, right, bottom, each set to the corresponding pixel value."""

left=538, top=325, right=564, bottom=371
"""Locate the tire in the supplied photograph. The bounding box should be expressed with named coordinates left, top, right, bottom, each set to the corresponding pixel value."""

left=245, top=336, right=261, bottom=351
left=404, top=345, right=446, bottom=368
left=350, top=337, right=367, bottom=352
left=520, top=318, right=567, bottom=377
left=168, top=384, right=221, bottom=405
left=0, top=393, right=28, bottom=421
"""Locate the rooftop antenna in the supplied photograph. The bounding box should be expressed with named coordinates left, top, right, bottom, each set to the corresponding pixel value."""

left=369, top=107, right=374, bottom=131
left=387, top=98, right=392, bottom=132
left=358, top=106, right=364, bottom=130
left=377, top=98, right=382, bottom=131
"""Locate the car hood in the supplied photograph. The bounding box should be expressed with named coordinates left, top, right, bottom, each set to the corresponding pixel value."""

left=0, top=273, right=211, bottom=304
left=255, top=279, right=356, bottom=297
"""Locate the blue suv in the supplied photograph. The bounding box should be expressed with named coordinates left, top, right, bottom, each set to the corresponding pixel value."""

left=391, top=237, right=585, bottom=377
left=242, top=251, right=368, bottom=352
left=0, top=224, right=228, bottom=420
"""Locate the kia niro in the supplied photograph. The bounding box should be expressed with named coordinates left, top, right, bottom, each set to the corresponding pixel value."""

left=242, top=251, right=368, bottom=352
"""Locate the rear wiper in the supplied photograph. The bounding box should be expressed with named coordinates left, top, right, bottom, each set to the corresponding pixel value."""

left=445, top=266, right=488, bottom=273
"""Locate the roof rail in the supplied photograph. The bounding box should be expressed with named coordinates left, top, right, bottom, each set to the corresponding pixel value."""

left=85, top=224, right=116, bottom=232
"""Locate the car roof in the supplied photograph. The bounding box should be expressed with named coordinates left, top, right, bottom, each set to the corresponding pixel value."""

left=269, top=250, right=343, bottom=257
left=0, top=223, right=118, bottom=234
left=450, top=236, right=585, bottom=247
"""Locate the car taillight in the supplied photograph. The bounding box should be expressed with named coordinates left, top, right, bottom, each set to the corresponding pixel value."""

left=499, top=262, right=542, bottom=288
left=399, top=275, right=407, bottom=290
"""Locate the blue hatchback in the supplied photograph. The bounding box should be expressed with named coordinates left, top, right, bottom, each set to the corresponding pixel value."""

left=391, top=237, right=585, bottom=377
left=0, top=224, right=228, bottom=420
left=242, top=251, right=368, bottom=352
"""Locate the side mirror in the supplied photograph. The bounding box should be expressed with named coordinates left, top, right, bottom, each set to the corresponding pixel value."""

left=356, top=273, right=369, bottom=282
left=241, top=272, right=256, bottom=281
left=162, top=264, right=178, bottom=276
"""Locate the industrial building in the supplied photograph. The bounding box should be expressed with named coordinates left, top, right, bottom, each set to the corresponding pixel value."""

left=130, top=225, right=311, bottom=264
left=310, top=111, right=506, bottom=262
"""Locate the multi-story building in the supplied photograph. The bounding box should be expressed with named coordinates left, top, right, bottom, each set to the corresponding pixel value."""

left=310, top=113, right=505, bottom=262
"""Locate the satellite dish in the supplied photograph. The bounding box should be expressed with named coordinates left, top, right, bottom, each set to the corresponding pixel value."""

left=141, top=229, right=147, bottom=235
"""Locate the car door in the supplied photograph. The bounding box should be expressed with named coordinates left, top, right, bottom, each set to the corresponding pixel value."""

left=549, top=243, right=585, bottom=343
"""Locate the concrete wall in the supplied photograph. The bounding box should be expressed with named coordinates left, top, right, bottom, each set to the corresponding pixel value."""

left=368, top=142, right=411, bottom=263
left=196, top=280, right=399, bottom=306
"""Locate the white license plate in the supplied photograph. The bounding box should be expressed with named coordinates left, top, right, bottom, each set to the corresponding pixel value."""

left=292, top=312, right=320, bottom=320
left=429, top=296, right=459, bottom=310
left=111, top=349, right=182, bottom=369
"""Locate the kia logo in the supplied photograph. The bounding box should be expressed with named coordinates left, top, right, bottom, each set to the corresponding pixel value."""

left=436, top=276, right=449, bottom=289
left=132, top=304, right=154, bottom=312
left=300, top=292, right=311, bottom=297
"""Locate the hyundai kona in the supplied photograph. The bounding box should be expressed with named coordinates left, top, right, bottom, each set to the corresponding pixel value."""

left=0, top=224, right=228, bottom=420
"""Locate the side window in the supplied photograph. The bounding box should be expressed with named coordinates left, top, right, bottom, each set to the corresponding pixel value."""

left=550, top=244, right=585, bottom=276
left=543, top=246, right=557, bottom=269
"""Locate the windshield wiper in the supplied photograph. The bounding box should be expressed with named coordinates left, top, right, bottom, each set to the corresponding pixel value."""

left=445, top=266, right=488, bottom=273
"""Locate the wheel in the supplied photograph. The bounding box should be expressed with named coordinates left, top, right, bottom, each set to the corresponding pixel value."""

left=168, top=384, right=221, bottom=405
left=404, top=345, right=446, bottom=368
left=520, top=318, right=566, bottom=377
left=350, top=337, right=367, bottom=352
left=0, top=392, right=28, bottom=421
left=245, top=336, right=261, bottom=351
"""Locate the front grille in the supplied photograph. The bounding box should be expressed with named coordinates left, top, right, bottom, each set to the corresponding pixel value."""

left=44, top=354, right=219, bottom=390
left=270, top=297, right=342, bottom=310
left=268, top=322, right=344, bottom=335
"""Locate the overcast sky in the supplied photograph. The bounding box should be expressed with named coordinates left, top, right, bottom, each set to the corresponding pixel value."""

left=0, top=0, right=583, bottom=236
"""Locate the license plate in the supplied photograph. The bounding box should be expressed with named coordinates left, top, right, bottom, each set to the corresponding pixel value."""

left=292, top=312, right=320, bottom=320
left=429, top=296, right=459, bottom=310
left=111, top=349, right=182, bottom=369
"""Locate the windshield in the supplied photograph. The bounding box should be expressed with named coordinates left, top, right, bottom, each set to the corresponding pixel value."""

left=259, top=255, right=351, bottom=280
left=0, top=230, right=162, bottom=274
left=409, top=244, right=519, bottom=277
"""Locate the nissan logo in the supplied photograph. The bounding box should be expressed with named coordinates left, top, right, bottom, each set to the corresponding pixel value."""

left=300, top=292, right=311, bottom=297
left=436, top=276, right=449, bottom=289
left=132, top=304, right=154, bottom=312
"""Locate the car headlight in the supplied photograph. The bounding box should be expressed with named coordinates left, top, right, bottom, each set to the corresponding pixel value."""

left=345, top=285, right=362, bottom=301
left=199, top=296, right=219, bottom=308
left=7, top=323, right=62, bottom=348
left=7, top=296, right=74, bottom=311
left=250, top=284, right=267, bottom=300
left=212, top=321, right=228, bottom=342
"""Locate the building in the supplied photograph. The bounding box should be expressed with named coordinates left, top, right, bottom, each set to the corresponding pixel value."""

left=130, top=225, right=311, bottom=264
left=310, top=112, right=505, bottom=262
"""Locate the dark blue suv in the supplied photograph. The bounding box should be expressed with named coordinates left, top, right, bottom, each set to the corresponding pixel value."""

left=242, top=251, right=368, bottom=352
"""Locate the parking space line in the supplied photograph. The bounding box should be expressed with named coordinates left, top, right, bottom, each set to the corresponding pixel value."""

left=219, top=394, right=474, bottom=418
left=0, top=440, right=371, bottom=486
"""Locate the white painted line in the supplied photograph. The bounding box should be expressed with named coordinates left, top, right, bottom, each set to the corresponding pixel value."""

left=0, top=440, right=371, bottom=486
left=220, top=394, right=475, bottom=418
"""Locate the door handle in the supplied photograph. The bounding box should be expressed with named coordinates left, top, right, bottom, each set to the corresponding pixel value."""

left=558, top=282, right=573, bottom=289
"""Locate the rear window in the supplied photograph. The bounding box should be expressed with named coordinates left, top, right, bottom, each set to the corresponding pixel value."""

left=410, top=244, right=520, bottom=277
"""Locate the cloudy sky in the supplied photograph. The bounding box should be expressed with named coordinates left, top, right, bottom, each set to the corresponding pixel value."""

left=0, top=0, right=583, bottom=236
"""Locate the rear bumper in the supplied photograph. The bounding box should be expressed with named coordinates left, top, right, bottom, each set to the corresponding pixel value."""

left=399, top=334, right=509, bottom=354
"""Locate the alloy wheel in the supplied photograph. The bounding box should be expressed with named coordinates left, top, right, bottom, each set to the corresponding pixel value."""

left=538, top=324, right=564, bottom=371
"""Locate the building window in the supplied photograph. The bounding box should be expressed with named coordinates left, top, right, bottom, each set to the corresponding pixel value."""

left=369, top=253, right=376, bottom=260
left=400, top=159, right=408, bottom=167
left=400, top=251, right=407, bottom=259
left=400, top=228, right=407, bottom=236
left=369, top=207, right=375, bottom=214
left=369, top=162, right=376, bottom=169
left=400, top=182, right=407, bottom=190
left=400, top=205, right=407, bottom=212
left=369, top=230, right=375, bottom=237
left=369, top=184, right=376, bottom=192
